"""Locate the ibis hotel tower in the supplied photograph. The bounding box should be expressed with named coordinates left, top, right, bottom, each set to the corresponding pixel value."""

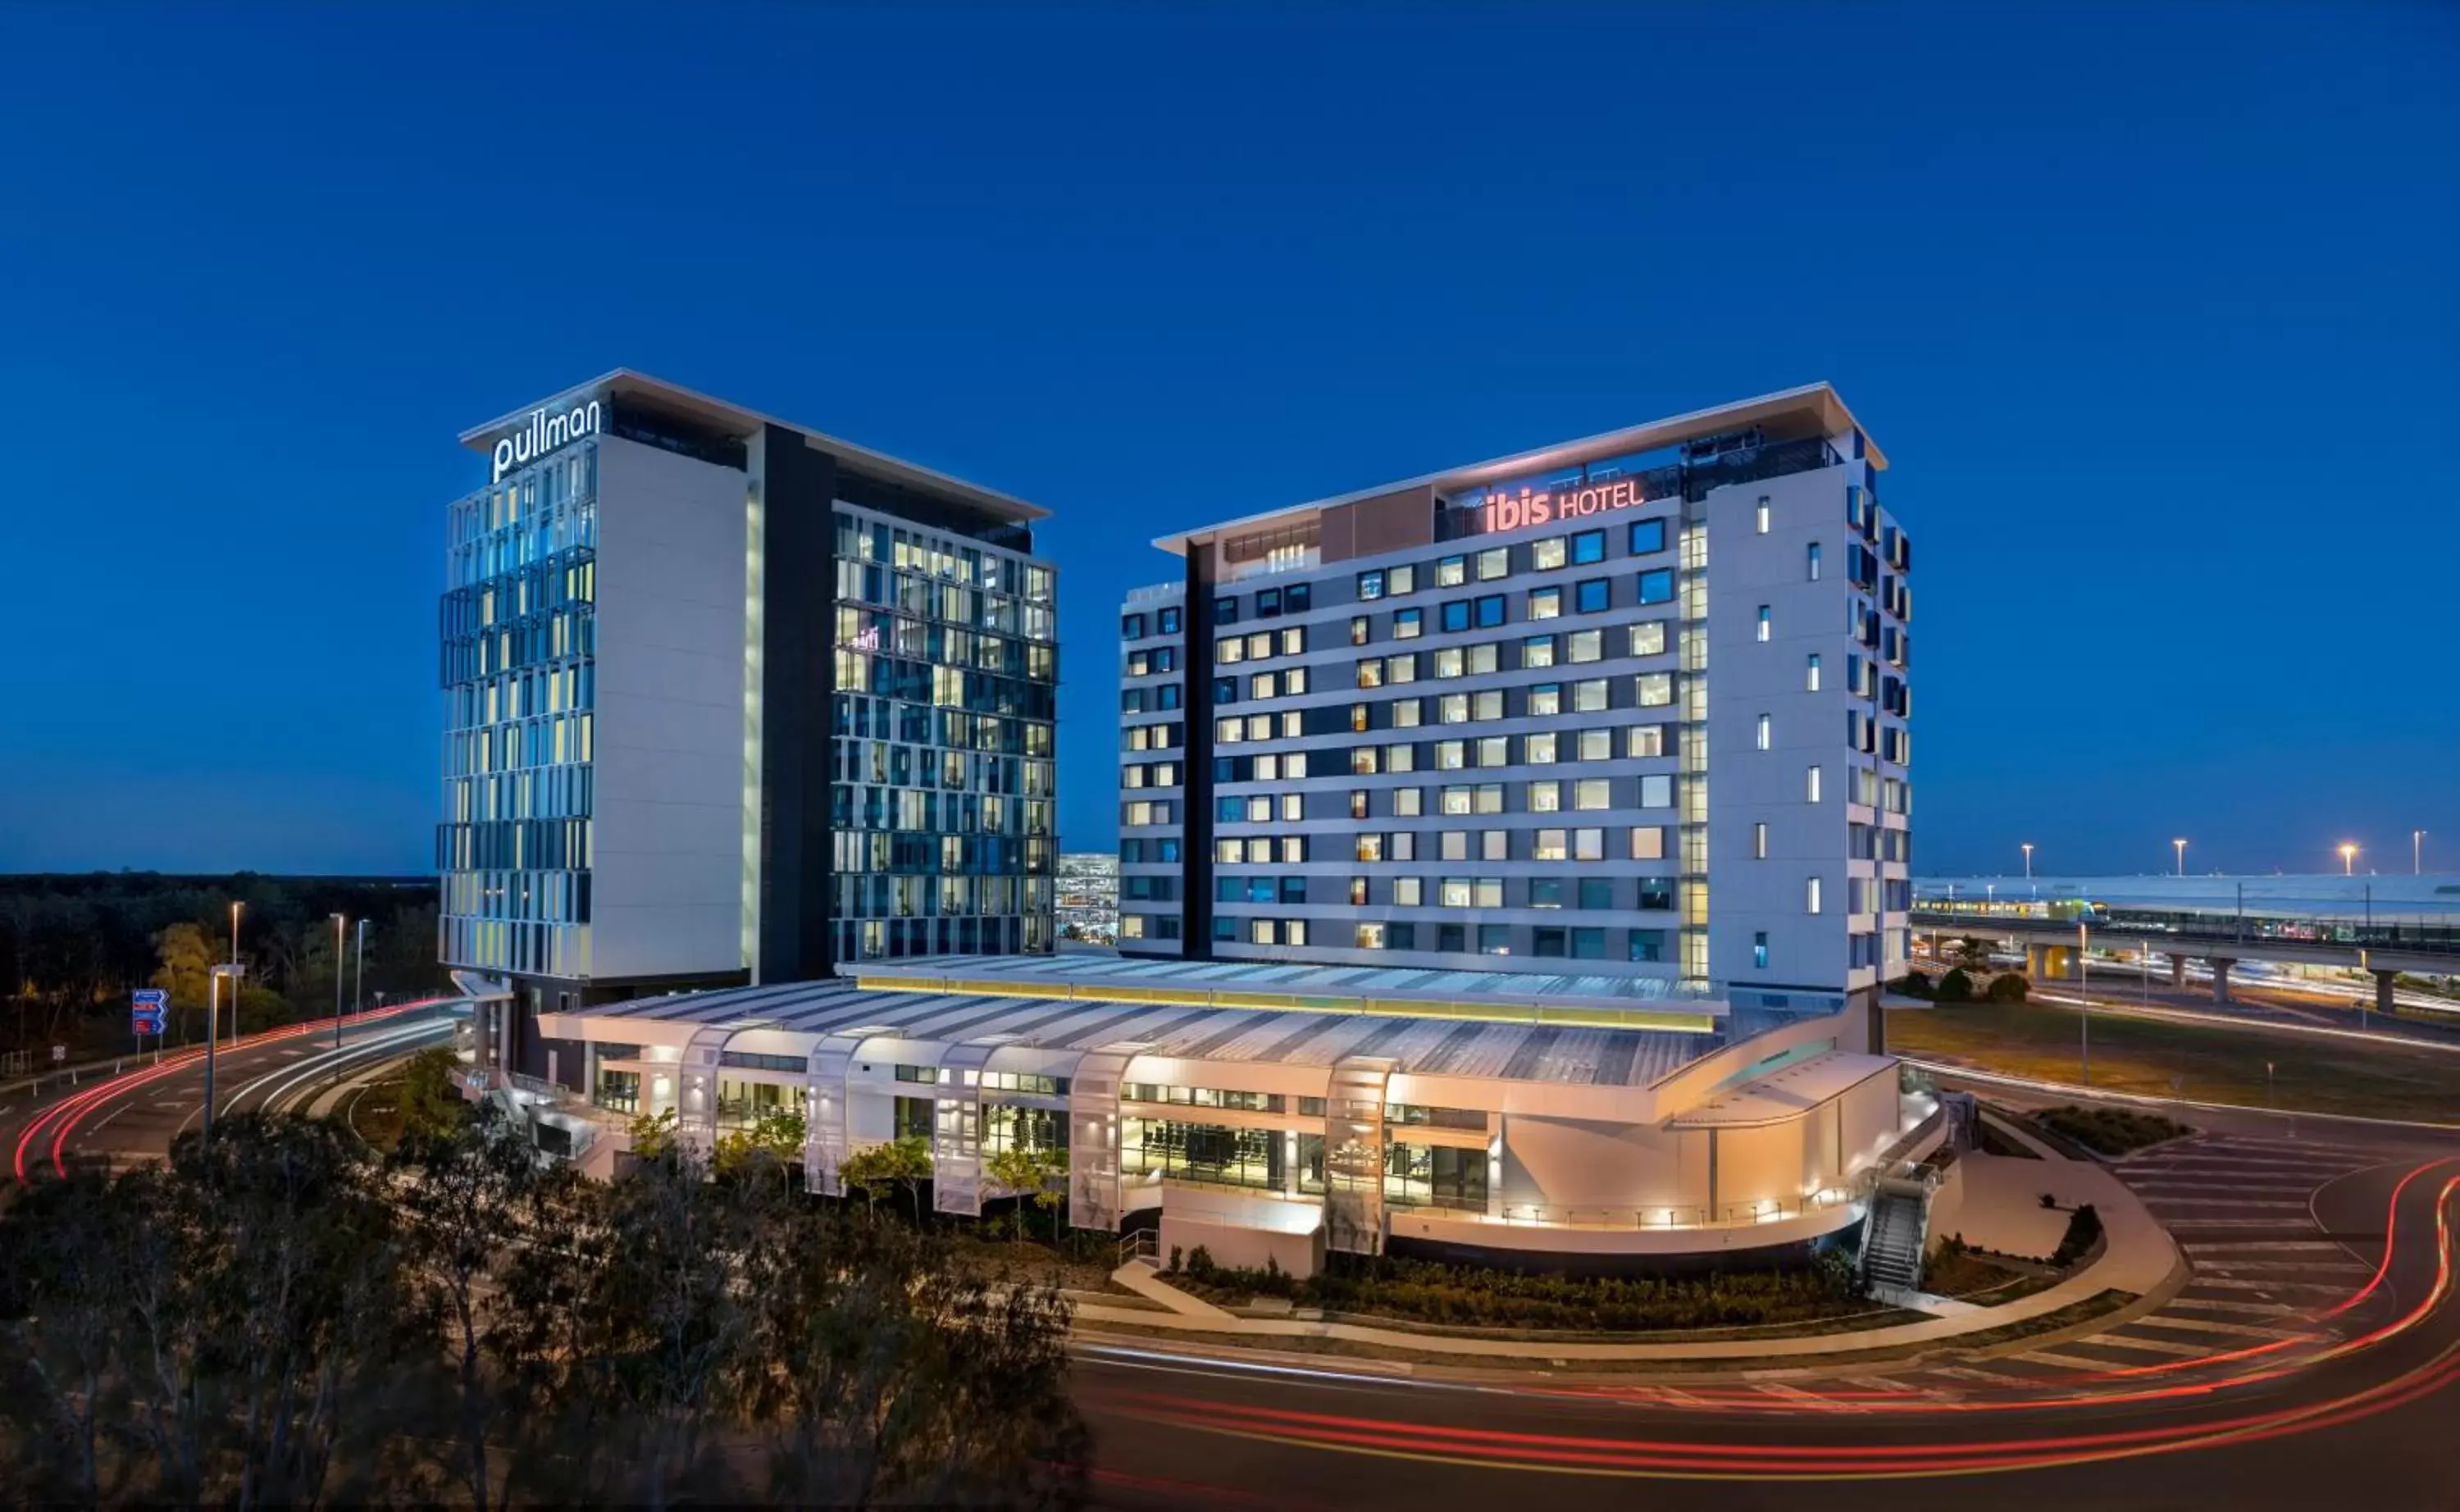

left=440, top=371, right=1059, bottom=1083
left=1116, top=384, right=1911, bottom=1038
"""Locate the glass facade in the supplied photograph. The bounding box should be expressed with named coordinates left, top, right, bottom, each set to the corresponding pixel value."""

left=438, top=442, right=599, bottom=979
left=830, top=504, right=1059, bottom=961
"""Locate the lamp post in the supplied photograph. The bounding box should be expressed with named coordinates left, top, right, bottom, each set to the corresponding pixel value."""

left=2415, top=830, right=2426, bottom=877
left=2173, top=838, right=2187, bottom=877
left=227, top=901, right=243, bottom=1050
left=353, top=919, right=369, bottom=1017
left=2022, top=842, right=2034, bottom=881
left=2339, top=843, right=2358, bottom=877
left=2078, top=918, right=2091, bottom=1085
left=331, top=913, right=347, bottom=1050
left=205, top=963, right=244, bottom=1142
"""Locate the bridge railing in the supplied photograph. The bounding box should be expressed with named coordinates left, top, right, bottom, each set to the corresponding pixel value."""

left=1911, top=908, right=2460, bottom=957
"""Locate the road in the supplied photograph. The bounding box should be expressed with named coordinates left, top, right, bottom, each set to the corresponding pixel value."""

left=1077, top=1101, right=2460, bottom=1510
left=13, top=1004, right=2452, bottom=1507
left=2, top=999, right=462, bottom=1182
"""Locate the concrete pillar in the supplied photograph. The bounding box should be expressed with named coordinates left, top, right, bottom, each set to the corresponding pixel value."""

left=2169, top=954, right=2188, bottom=990
left=2212, top=959, right=2234, bottom=1004
left=2375, top=969, right=2399, bottom=1018
left=2025, top=944, right=2051, bottom=981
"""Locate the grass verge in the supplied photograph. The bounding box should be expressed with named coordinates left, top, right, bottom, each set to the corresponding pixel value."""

left=1887, top=1000, right=2460, bottom=1123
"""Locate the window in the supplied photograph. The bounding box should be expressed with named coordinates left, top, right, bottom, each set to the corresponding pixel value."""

left=1394, top=876, right=1422, bottom=905
left=1578, top=877, right=1613, bottom=911
left=1638, top=876, right=1675, bottom=910
left=1806, top=654, right=1822, bottom=692
left=1758, top=606, right=1774, bottom=642
left=1356, top=922, right=1386, bottom=950
left=1388, top=563, right=1416, bottom=594
left=1349, top=789, right=1369, bottom=819
left=1435, top=649, right=1465, bottom=681
left=1567, top=629, right=1603, bottom=663
left=1636, top=568, right=1675, bottom=604
left=1357, top=659, right=1384, bottom=689
left=1528, top=779, right=1561, bottom=812
left=1528, top=586, right=1562, bottom=620
left=1528, top=683, right=1561, bottom=717
left=1438, top=923, right=1465, bottom=954
left=1531, top=877, right=1565, bottom=909
left=1631, top=825, right=1665, bottom=860
left=1756, top=714, right=1771, bottom=750
left=1572, top=678, right=1609, bottom=713
left=1355, top=833, right=1383, bottom=862
left=1754, top=821, right=1768, bottom=858
left=1533, top=927, right=1566, bottom=957
left=1478, top=923, right=1510, bottom=955
left=1807, top=877, right=1824, bottom=915
left=1440, top=830, right=1468, bottom=861
left=1630, top=930, right=1666, bottom=963
left=1159, top=606, right=1181, bottom=635
left=1394, top=787, right=1423, bottom=817
left=1123, top=613, right=1146, bottom=640
left=1571, top=927, right=1606, bottom=960
left=1807, top=542, right=1822, bottom=581
left=1523, top=634, right=1557, bottom=668
left=1807, top=765, right=1824, bottom=803
left=1357, top=569, right=1386, bottom=600
left=1287, top=582, right=1311, bottom=613
left=1573, top=778, right=1610, bottom=810
left=1215, top=595, right=1238, bottom=625
left=1577, top=728, right=1611, bottom=761
left=1350, top=616, right=1369, bottom=646
left=1629, top=517, right=1667, bottom=554
left=1628, top=724, right=1665, bottom=758
left=1629, top=621, right=1667, bottom=657
left=1570, top=528, right=1606, bottom=564
left=1440, top=599, right=1469, bottom=633
left=1533, top=536, right=1566, bottom=571
left=1756, top=496, right=1770, bottom=533
left=1574, top=577, right=1610, bottom=613
left=1476, top=547, right=1510, bottom=581
left=1638, top=773, right=1673, bottom=808
left=1255, top=587, right=1282, bottom=617
left=1636, top=672, right=1674, bottom=707
left=1526, top=731, right=1557, bottom=763
left=1123, top=688, right=1146, bottom=714
left=1395, top=607, right=1424, bottom=639
left=1437, top=554, right=1466, bottom=587
left=1754, top=931, right=1770, bottom=969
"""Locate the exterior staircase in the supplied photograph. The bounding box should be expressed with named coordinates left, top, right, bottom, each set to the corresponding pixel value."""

left=1861, top=1184, right=1929, bottom=1294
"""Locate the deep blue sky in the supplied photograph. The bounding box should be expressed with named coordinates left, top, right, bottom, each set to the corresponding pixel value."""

left=2, top=2, right=2453, bottom=879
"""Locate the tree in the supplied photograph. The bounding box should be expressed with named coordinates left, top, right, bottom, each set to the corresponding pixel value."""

left=1985, top=972, right=2029, bottom=1003
left=713, top=1107, right=805, bottom=1184
left=840, top=1136, right=933, bottom=1226
left=628, top=1107, right=681, bottom=1160
left=984, top=1145, right=1068, bottom=1246
left=151, top=922, right=216, bottom=1013
left=1935, top=966, right=1975, bottom=1003
left=398, top=1045, right=473, bottom=1144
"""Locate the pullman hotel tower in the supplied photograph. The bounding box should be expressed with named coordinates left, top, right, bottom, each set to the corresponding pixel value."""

left=1117, top=384, right=1911, bottom=1039
left=440, top=371, right=1059, bottom=1083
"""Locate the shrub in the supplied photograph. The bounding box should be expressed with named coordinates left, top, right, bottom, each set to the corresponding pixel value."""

left=2051, top=1204, right=2103, bottom=1268
left=1894, top=971, right=1934, bottom=999
left=2034, top=1104, right=2189, bottom=1156
left=1936, top=967, right=1975, bottom=1003
left=1985, top=973, right=2029, bottom=1003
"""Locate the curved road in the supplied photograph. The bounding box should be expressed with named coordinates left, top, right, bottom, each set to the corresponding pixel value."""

left=1078, top=1101, right=2460, bottom=1510
left=3, top=999, right=462, bottom=1182
left=11, top=1021, right=2451, bottom=1506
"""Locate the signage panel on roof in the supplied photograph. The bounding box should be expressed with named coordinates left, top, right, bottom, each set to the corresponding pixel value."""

left=488, top=398, right=603, bottom=483
left=1477, top=476, right=1650, bottom=535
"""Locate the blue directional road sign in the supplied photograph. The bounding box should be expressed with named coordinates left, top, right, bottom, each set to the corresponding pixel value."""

left=132, top=988, right=167, bottom=1036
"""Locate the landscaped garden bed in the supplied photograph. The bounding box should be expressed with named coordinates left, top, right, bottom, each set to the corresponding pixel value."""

left=2030, top=1103, right=2192, bottom=1157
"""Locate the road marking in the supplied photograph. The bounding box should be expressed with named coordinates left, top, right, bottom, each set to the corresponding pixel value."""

left=2194, top=1260, right=2372, bottom=1275
left=1838, top=1374, right=1937, bottom=1398
left=1752, top=1381, right=1859, bottom=1412
left=2186, top=1277, right=2358, bottom=1294
left=2199, top=1137, right=2387, bottom=1156
left=2164, top=1296, right=2311, bottom=1318
left=2075, top=1331, right=2211, bottom=1358
left=2183, top=1241, right=2353, bottom=1255
left=153, top=1099, right=189, bottom=1109
left=2128, top=1314, right=2313, bottom=1341
left=2160, top=1218, right=2323, bottom=1230
left=2139, top=1197, right=2311, bottom=1209
left=2012, top=1349, right=2126, bottom=1371
left=2130, top=1185, right=2317, bottom=1197
left=85, top=1104, right=130, bottom=1135
left=1925, top=1364, right=2051, bottom=1390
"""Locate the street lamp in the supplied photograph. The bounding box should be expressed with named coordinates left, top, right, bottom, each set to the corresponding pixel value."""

left=2339, top=843, right=2358, bottom=877
left=2416, top=830, right=2427, bottom=877
left=353, top=918, right=369, bottom=1017
left=2021, top=842, right=2034, bottom=881
left=2173, top=838, right=2187, bottom=877
left=205, top=963, right=244, bottom=1141
left=2078, top=918, right=2091, bottom=1085
left=331, top=913, right=347, bottom=1050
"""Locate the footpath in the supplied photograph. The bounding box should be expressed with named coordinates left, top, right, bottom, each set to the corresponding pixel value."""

left=1073, top=1114, right=2183, bottom=1374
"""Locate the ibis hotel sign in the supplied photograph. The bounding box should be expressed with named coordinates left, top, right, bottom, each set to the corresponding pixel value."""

left=490, top=398, right=603, bottom=483
left=1477, top=476, right=1649, bottom=535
